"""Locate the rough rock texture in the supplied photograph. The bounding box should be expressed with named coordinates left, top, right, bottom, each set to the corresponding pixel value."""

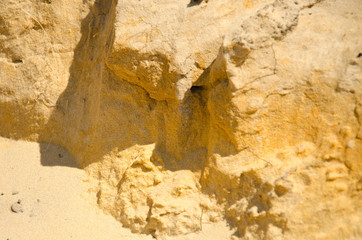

left=1, top=0, right=361, bottom=239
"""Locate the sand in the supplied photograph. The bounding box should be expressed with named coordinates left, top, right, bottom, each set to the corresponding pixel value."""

left=0, top=137, right=232, bottom=240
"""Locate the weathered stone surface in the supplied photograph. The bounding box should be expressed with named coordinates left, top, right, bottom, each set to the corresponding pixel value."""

left=0, top=0, right=361, bottom=239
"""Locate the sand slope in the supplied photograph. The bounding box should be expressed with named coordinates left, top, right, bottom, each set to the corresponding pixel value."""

left=0, top=137, right=231, bottom=240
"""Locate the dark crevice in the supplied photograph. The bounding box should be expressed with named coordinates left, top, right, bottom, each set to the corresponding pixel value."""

left=190, top=85, right=205, bottom=94
left=12, top=59, right=23, bottom=64
left=187, top=0, right=203, bottom=8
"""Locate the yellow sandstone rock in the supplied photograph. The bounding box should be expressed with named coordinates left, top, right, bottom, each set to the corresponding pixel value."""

left=0, top=0, right=361, bottom=239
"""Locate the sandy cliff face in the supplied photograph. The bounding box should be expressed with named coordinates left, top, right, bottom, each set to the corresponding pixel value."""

left=1, top=0, right=361, bottom=239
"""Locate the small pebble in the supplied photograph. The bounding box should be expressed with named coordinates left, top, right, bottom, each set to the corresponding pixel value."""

left=37, top=199, right=40, bottom=203
left=11, top=202, right=24, bottom=213
left=12, top=191, right=19, bottom=195
left=1, top=192, right=4, bottom=196
left=58, top=153, right=63, bottom=158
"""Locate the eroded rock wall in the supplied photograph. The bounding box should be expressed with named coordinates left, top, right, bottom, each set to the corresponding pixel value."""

left=0, top=0, right=361, bottom=239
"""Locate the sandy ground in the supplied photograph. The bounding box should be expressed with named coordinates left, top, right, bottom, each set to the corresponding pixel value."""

left=0, top=137, right=232, bottom=240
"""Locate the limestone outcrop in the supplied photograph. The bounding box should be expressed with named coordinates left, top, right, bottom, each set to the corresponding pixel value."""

left=1, top=0, right=361, bottom=239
